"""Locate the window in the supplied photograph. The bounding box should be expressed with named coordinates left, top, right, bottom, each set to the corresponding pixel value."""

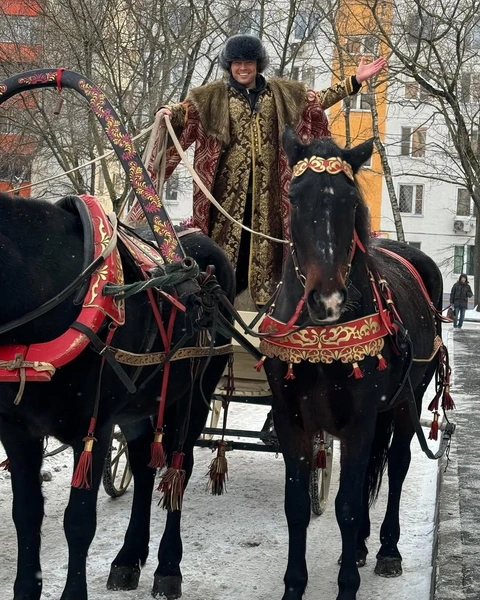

left=238, top=9, right=261, bottom=37
left=469, top=23, right=480, bottom=49
left=406, top=12, right=434, bottom=45
left=406, top=241, right=422, bottom=249
left=470, top=130, right=480, bottom=154
left=165, top=175, right=178, bottom=203
left=0, top=16, right=40, bottom=45
left=345, top=35, right=377, bottom=55
left=302, top=67, right=316, bottom=89
left=294, top=12, right=319, bottom=40
left=0, top=154, right=32, bottom=182
left=399, top=184, right=423, bottom=215
left=454, top=245, right=475, bottom=275
left=291, top=66, right=300, bottom=80
left=456, top=188, right=471, bottom=216
left=404, top=80, right=429, bottom=100
left=345, top=91, right=374, bottom=110
left=400, top=127, right=427, bottom=157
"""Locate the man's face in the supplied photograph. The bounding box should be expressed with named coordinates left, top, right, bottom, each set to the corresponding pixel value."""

left=461, top=277, right=467, bottom=283
left=230, top=60, right=257, bottom=88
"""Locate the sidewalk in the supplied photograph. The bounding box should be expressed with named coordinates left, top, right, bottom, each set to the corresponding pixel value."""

left=433, top=323, right=480, bottom=600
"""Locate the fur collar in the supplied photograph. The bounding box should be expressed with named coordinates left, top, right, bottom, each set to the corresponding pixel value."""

left=187, top=77, right=308, bottom=146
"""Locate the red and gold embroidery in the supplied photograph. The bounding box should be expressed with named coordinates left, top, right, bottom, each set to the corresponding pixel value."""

left=292, top=156, right=354, bottom=181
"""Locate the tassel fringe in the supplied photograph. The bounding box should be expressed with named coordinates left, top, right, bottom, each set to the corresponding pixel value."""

left=148, top=430, right=166, bottom=470
left=315, top=441, right=327, bottom=469
left=158, top=452, right=185, bottom=511
left=207, top=441, right=228, bottom=495
left=71, top=436, right=96, bottom=489
left=349, top=362, right=364, bottom=379
left=376, top=353, right=388, bottom=371
left=442, top=385, right=455, bottom=411
left=254, top=356, right=266, bottom=372
left=284, top=362, right=296, bottom=380
left=429, top=412, right=439, bottom=441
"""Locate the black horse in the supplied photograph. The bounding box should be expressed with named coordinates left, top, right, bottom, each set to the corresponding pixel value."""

left=0, top=191, right=234, bottom=600
left=260, top=129, right=445, bottom=600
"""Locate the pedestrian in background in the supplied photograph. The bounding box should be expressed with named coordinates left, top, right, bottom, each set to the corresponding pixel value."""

left=450, top=273, right=473, bottom=329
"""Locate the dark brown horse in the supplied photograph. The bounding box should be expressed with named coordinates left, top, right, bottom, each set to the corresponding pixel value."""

left=261, top=128, right=445, bottom=600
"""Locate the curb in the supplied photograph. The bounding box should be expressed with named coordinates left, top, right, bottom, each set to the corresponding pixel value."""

left=431, top=328, right=466, bottom=600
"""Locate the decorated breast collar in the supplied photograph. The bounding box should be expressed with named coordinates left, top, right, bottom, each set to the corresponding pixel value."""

left=292, top=156, right=354, bottom=181
left=257, top=310, right=392, bottom=380
left=0, top=194, right=124, bottom=388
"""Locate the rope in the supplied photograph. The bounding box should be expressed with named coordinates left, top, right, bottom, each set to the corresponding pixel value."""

left=155, top=115, right=287, bottom=244
left=103, top=259, right=200, bottom=300
left=9, top=123, right=154, bottom=195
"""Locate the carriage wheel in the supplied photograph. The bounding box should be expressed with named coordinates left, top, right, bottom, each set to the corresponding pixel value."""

left=102, top=427, right=133, bottom=498
left=310, top=434, right=334, bottom=516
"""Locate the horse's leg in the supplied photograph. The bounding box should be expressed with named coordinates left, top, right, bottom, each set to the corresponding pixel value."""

left=354, top=410, right=394, bottom=569
left=60, top=428, right=111, bottom=600
left=273, top=410, right=313, bottom=600
left=152, top=365, right=220, bottom=600
left=375, top=404, right=415, bottom=577
left=0, top=421, right=44, bottom=600
left=107, top=419, right=156, bottom=590
left=335, top=417, right=377, bottom=600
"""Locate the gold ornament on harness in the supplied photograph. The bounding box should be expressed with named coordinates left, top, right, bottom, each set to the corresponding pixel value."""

left=292, top=156, right=354, bottom=181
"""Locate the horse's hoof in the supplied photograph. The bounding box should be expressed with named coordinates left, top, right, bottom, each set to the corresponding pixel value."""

left=337, top=550, right=367, bottom=567
left=107, top=564, right=141, bottom=590
left=152, top=574, right=182, bottom=599
left=374, top=556, right=402, bottom=577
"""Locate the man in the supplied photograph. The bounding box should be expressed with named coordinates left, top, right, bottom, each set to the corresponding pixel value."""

left=129, top=35, right=386, bottom=305
left=450, top=273, right=473, bottom=329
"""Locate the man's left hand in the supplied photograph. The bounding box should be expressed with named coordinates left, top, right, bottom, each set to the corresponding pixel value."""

left=355, top=56, right=387, bottom=84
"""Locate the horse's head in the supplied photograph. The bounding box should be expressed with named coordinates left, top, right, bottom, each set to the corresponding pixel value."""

left=283, top=127, right=373, bottom=324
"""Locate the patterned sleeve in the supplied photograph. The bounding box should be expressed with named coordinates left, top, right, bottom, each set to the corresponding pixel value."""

left=314, top=77, right=358, bottom=110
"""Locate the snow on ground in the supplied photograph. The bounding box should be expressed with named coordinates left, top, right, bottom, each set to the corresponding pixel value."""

left=0, top=332, right=453, bottom=600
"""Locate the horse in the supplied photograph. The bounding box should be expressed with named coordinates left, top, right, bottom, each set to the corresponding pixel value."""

left=0, top=191, right=235, bottom=600
left=259, top=128, right=446, bottom=600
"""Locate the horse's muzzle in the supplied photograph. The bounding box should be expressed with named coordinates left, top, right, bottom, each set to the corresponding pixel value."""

left=306, top=288, right=346, bottom=323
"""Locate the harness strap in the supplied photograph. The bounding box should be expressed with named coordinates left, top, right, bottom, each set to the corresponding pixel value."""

left=72, top=321, right=136, bottom=393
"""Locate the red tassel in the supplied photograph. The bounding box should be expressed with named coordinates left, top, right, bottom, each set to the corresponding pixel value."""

left=158, top=452, right=185, bottom=511
left=349, top=362, right=364, bottom=379
left=207, top=440, right=228, bottom=495
left=429, top=412, right=439, bottom=441
left=284, top=362, right=296, bottom=380
left=254, top=356, right=266, bottom=372
left=148, top=430, right=166, bottom=469
left=71, top=436, right=96, bottom=489
left=442, top=386, right=455, bottom=411
left=428, top=389, right=441, bottom=413
left=376, top=353, right=388, bottom=371
left=0, top=458, right=10, bottom=471
left=315, top=441, right=327, bottom=469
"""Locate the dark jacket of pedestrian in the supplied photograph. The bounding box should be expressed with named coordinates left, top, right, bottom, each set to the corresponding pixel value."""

left=450, top=274, right=473, bottom=309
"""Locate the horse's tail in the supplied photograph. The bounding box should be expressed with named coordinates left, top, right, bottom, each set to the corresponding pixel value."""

left=366, top=411, right=394, bottom=506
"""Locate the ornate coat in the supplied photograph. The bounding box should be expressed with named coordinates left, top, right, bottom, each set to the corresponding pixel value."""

left=129, top=76, right=356, bottom=304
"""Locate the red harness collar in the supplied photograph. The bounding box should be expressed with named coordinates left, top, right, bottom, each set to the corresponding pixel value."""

left=0, top=194, right=124, bottom=385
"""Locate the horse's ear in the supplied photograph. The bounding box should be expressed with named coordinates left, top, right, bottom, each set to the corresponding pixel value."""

left=282, top=125, right=304, bottom=166
left=344, top=138, right=374, bottom=173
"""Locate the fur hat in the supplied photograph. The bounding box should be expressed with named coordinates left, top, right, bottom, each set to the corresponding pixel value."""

left=218, top=34, right=269, bottom=72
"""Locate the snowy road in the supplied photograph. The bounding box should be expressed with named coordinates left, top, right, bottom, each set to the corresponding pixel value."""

left=0, top=333, right=453, bottom=600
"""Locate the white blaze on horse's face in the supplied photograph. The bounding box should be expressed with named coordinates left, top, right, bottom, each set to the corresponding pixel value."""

left=282, top=128, right=374, bottom=324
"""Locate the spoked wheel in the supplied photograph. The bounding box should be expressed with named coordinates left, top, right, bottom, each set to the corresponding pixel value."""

left=310, top=434, right=334, bottom=517
left=102, top=426, right=133, bottom=498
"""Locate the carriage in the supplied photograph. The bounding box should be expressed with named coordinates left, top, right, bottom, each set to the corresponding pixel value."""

left=0, top=68, right=455, bottom=600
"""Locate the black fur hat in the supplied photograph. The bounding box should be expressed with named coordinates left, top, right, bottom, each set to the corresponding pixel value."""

left=218, top=34, right=269, bottom=72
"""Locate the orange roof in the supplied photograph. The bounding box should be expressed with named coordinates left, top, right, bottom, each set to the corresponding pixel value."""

left=0, top=1, right=41, bottom=16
